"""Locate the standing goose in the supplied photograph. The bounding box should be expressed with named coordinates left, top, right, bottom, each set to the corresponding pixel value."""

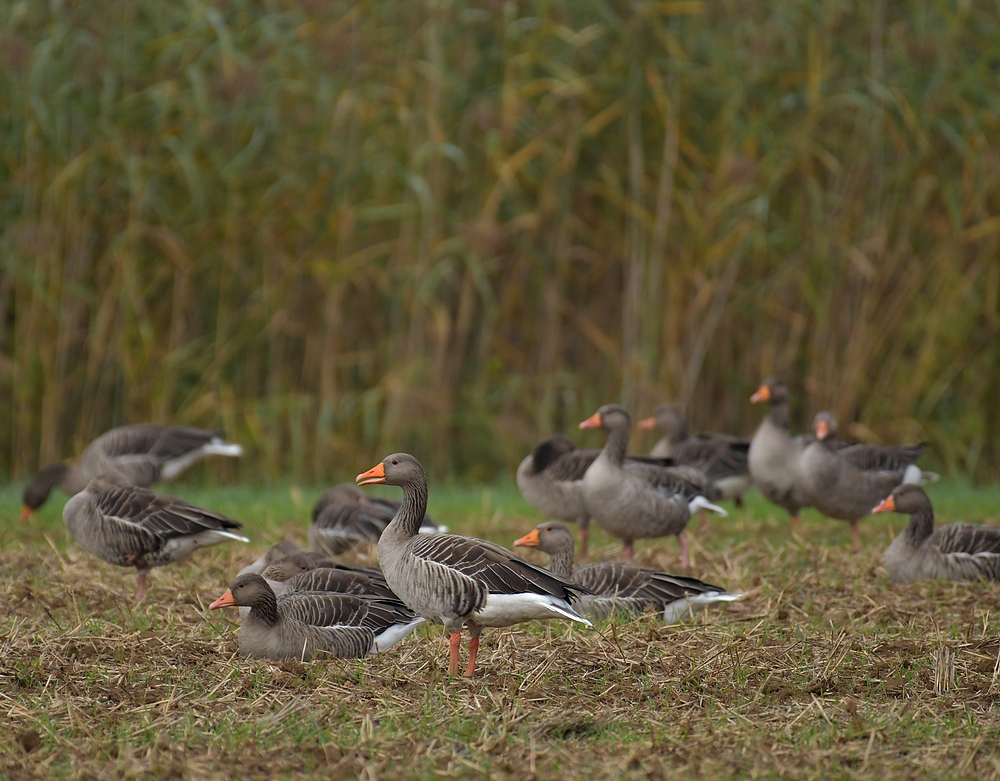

left=309, top=483, right=444, bottom=556
left=747, top=378, right=811, bottom=529
left=210, top=573, right=424, bottom=660
left=513, top=522, right=741, bottom=621
left=638, top=404, right=752, bottom=506
left=357, top=454, right=591, bottom=677
left=63, top=477, right=249, bottom=599
left=22, top=425, right=243, bottom=522
left=578, top=405, right=726, bottom=568
left=800, top=412, right=938, bottom=552
left=874, top=485, right=1000, bottom=582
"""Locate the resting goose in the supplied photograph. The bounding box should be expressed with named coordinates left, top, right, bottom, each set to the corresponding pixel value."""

left=638, top=404, right=752, bottom=506
left=801, top=412, right=938, bottom=552
left=513, top=522, right=741, bottom=621
left=578, top=405, right=725, bottom=568
left=357, top=453, right=591, bottom=677
left=22, top=425, right=243, bottom=522
left=874, top=485, right=1000, bottom=582
left=63, top=477, right=249, bottom=599
left=747, top=378, right=811, bottom=528
left=309, top=483, right=444, bottom=556
left=210, top=573, right=423, bottom=660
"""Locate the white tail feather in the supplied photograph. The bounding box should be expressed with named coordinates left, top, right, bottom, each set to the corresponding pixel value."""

left=688, top=496, right=728, bottom=517
left=204, top=441, right=244, bottom=457
left=662, top=591, right=742, bottom=623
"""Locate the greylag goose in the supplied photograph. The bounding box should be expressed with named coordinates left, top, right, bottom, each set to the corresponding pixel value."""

left=238, top=539, right=383, bottom=580
left=22, top=425, right=242, bottom=522
left=638, top=404, right=752, bottom=506
left=357, top=453, right=591, bottom=677
left=210, top=573, right=424, bottom=660
left=801, top=412, right=938, bottom=552
left=309, top=483, right=444, bottom=556
left=513, top=522, right=741, bottom=621
left=63, top=477, right=249, bottom=599
left=874, top=485, right=1000, bottom=582
left=747, top=378, right=811, bottom=529
left=578, top=405, right=726, bottom=568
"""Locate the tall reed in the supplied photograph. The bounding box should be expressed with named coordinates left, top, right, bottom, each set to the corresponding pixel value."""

left=1, top=0, right=997, bottom=482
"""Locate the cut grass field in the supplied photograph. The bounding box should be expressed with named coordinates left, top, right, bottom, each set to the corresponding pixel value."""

left=3, top=478, right=1000, bottom=780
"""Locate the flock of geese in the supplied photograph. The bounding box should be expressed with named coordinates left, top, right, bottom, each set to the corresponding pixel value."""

left=17, top=378, right=1000, bottom=676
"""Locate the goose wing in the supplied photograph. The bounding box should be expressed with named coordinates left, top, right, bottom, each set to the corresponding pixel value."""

left=407, top=534, right=588, bottom=600
left=284, top=568, right=395, bottom=598
left=572, top=562, right=727, bottom=603
left=839, top=443, right=924, bottom=472
left=622, top=462, right=718, bottom=500
left=94, top=483, right=243, bottom=539
left=673, top=434, right=750, bottom=480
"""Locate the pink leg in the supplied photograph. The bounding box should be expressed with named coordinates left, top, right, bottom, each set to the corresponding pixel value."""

left=135, top=572, right=147, bottom=601
left=678, top=532, right=690, bottom=571
left=579, top=523, right=590, bottom=557
left=464, top=636, right=480, bottom=678
left=448, top=632, right=461, bottom=676
left=623, top=542, right=634, bottom=563
left=851, top=520, right=861, bottom=553
left=790, top=514, right=801, bottom=531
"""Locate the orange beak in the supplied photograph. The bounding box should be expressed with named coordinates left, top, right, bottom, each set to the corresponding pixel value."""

left=579, top=412, right=602, bottom=430
left=513, top=529, right=541, bottom=548
left=209, top=589, right=236, bottom=609
left=638, top=417, right=657, bottom=431
left=815, top=420, right=830, bottom=440
left=750, top=385, right=771, bottom=404
left=871, top=495, right=896, bottom=515
left=20, top=505, right=33, bottom=524
left=356, top=462, right=386, bottom=486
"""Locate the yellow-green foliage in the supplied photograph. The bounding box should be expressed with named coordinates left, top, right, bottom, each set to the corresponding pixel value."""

left=1, top=0, right=998, bottom=481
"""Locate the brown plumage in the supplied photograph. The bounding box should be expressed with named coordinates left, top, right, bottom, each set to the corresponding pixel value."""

left=22, top=425, right=242, bottom=521
left=578, top=405, right=726, bottom=568
left=513, top=522, right=741, bottom=621
left=874, top=485, right=1000, bottom=582
left=801, top=412, right=938, bottom=552
left=210, top=573, right=424, bottom=660
left=62, top=477, right=248, bottom=599
left=309, top=483, right=443, bottom=556
left=357, top=453, right=591, bottom=677
left=638, top=403, right=752, bottom=504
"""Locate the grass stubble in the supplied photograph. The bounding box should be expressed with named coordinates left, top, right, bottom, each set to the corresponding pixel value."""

left=2, top=483, right=1000, bottom=780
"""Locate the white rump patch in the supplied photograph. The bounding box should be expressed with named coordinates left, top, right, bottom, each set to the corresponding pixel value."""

left=160, top=441, right=243, bottom=480
left=473, top=593, right=592, bottom=628
left=662, top=591, right=742, bottom=623
left=688, top=496, right=728, bottom=517
left=369, top=617, right=426, bottom=654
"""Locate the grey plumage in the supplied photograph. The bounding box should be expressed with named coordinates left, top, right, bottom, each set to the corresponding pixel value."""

left=23, top=425, right=243, bottom=515
left=514, top=522, right=742, bottom=622
left=358, top=453, right=591, bottom=677
left=309, top=482, right=442, bottom=556
left=211, top=573, right=423, bottom=660
left=876, top=485, right=1000, bottom=582
left=578, top=405, right=725, bottom=567
left=62, top=477, right=248, bottom=599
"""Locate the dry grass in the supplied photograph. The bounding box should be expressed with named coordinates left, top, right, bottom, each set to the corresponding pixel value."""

left=3, top=483, right=1000, bottom=779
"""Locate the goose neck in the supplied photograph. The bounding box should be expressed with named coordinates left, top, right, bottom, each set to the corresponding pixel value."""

left=767, top=400, right=791, bottom=431
left=248, top=589, right=280, bottom=626
left=386, top=478, right=429, bottom=539
left=545, top=547, right=575, bottom=579
left=601, top=423, right=630, bottom=467
left=904, top=506, right=935, bottom=546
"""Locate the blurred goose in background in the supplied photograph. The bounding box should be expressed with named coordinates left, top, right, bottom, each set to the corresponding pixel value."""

left=210, top=573, right=424, bottom=660
left=63, top=476, right=248, bottom=599
left=22, top=425, right=243, bottom=522
left=357, top=453, right=591, bottom=677
left=748, top=378, right=811, bottom=529
left=578, top=405, right=725, bottom=569
left=638, top=403, right=752, bottom=507
left=513, top=522, right=741, bottom=622
left=801, top=412, right=938, bottom=552
left=309, top=482, right=444, bottom=556
left=874, top=485, right=1000, bottom=582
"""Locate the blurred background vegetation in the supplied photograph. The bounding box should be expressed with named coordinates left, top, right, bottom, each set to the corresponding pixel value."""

left=1, top=0, right=997, bottom=483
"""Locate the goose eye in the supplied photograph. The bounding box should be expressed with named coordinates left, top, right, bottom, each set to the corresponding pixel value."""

left=391, top=459, right=398, bottom=465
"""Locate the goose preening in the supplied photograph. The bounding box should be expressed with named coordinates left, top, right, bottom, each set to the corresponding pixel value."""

left=800, top=412, right=938, bottom=552
left=638, top=404, right=752, bottom=506
left=62, top=477, right=249, bottom=599
left=513, top=522, right=741, bottom=622
left=748, top=378, right=811, bottom=529
left=22, top=425, right=243, bottom=522
left=309, top=483, right=444, bottom=556
left=210, top=573, right=424, bottom=660
left=357, top=453, right=591, bottom=677
left=578, top=405, right=726, bottom=568
left=873, top=485, right=1000, bottom=582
